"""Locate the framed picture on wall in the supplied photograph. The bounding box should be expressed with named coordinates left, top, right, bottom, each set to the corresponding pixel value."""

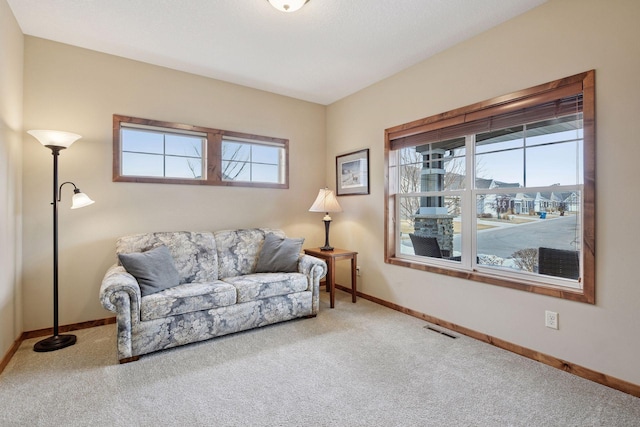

left=336, top=149, right=369, bottom=196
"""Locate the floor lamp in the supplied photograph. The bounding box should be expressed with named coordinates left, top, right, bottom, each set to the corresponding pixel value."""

left=309, top=188, right=342, bottom=251
left=28, top=130, right=95, bottom=352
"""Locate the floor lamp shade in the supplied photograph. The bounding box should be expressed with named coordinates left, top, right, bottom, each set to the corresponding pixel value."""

left=70, top=188, right=95, bottom=209
left=309, top=188, right=342, bottom=251
left=28, top=129, right=94, bottom=352
left=27, top=129, right=82, bottom=149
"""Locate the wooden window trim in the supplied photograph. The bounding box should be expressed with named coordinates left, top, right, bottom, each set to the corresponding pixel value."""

left=113, top=115, right=289, bottom=189
left=384, top=70, right=595, bottom=304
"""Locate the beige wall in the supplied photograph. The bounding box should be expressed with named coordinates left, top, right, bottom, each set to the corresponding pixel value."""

left=0, top=0, right=23, bottom=359
left=326, top=0, right=640, bottom=385
left=22, top=37, right=327, bottom=330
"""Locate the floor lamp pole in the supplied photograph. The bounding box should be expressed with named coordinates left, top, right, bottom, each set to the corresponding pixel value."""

left=34, top=146, right=77, bottom=352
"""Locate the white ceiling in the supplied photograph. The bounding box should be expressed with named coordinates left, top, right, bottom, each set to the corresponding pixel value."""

left=7, top=0, right=546, bottom=105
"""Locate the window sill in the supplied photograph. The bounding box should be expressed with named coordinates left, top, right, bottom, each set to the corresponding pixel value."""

left=385, top=256, right=594, bottom=304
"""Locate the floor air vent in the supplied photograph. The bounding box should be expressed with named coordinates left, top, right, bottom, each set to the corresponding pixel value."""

left=424, top=325, right=458, bottom=339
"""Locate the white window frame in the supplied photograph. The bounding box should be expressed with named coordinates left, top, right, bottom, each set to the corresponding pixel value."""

left=120, top=123, right=207, bottom=180
left=221, top=136, right=286, bottom=184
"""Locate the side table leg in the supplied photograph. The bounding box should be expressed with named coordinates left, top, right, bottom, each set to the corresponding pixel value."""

left=351, top=254, right=357, bottom=303
left=329, top=258, right=336, bottom=308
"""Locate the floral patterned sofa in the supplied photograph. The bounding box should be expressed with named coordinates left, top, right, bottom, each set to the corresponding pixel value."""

left=99, top=228, right=327, bottom=363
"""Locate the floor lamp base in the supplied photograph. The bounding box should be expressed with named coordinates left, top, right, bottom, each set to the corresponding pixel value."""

left=33, top=334, right=77, bottom=352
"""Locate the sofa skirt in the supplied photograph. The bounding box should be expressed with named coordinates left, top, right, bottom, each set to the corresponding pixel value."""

left=125, top=291, right=313, bottom=360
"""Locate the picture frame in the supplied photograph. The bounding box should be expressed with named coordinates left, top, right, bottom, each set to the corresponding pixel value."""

left=336, top=149, right=369, bottom=196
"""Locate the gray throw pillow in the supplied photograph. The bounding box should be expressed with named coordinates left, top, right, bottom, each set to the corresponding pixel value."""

left=255, top=233, right=304, bottom=273
left=118, top=245, right=181, bottom=297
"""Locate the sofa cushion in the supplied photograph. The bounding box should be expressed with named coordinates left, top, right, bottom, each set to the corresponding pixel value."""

left=117, top=232, right=218, bottom=284
left=118, top=245, right=181, bottom=297
left=140, top=280, right=237, bottom=321
left=214, top=228, right=285, bottom=278
left=223, top=272, right=308, bottom=303
left=255, top=233, right=304, bottom=273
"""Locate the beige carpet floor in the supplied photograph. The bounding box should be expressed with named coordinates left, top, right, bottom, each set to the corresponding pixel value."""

left=1, top=291, right=639, bottom=426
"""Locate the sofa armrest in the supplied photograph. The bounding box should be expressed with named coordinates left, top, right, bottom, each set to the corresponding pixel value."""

left=298, top=254, right=327, bottom=314
left=100, top=264, right=141, bottom=323
left=100, top=264, right=143, bottom=361
left=298, top=254, right=327, bottom=283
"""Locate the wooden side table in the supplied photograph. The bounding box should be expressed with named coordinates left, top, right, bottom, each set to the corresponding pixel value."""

left=303, top=247, right=358, bottom=309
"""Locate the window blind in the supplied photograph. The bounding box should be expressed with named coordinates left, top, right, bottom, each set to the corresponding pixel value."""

left=389, top=85, right=584, bottom=151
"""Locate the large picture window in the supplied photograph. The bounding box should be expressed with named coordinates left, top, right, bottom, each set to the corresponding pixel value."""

left=113, top=115, right=289, bottom=189
left=385, top=71, right=595, bottom=303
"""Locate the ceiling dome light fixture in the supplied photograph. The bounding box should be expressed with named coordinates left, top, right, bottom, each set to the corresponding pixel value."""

left=267, top=0, right=309, bottom=13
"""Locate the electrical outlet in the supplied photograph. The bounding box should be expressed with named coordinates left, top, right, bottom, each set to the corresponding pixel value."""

left=356, top=266, right=361, bottom=276
left=545, top=310, right=559, bottom=329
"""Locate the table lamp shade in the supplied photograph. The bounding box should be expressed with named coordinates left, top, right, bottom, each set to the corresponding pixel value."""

left=309, top=188, right=342, bottom=214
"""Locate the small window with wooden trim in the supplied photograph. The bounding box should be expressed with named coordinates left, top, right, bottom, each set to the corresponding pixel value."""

left=385, top=71, right=595, bottom=303
left=113, top=115, right=289, bottom=189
